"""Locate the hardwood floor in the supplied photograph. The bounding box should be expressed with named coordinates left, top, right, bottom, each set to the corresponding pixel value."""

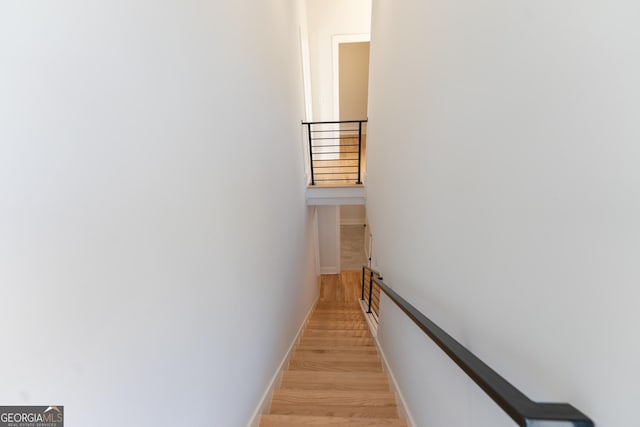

left=318, top=271, right=362, bottom=303
left=260, top=274, right=406, bottom=427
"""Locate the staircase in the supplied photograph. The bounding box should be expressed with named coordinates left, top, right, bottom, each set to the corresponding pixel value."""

left=260, top=273, right=407, bottom=426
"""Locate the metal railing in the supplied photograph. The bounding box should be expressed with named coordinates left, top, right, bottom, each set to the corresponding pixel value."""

left=302, top=119, right=367, bottom=185
left=361, top=265, right=594, bottom=427
left=361, top=266, right=381, bottom=321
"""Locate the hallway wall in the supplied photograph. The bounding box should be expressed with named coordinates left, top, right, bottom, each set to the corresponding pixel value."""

left=366, top=1, right=640, bottom=426
left=317, top=205, right=341, bottom=274
left=306, top=0, right=372, bottom=120
left=0, top=1, right=316, bottom=426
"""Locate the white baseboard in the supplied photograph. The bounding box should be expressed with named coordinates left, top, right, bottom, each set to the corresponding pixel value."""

left=340, top=220, right=365, bottom=226
left=357, top=300, right=416, bottom=427
left=358, top=299, right=378, bottom=337
left=246, top=295, right=319, bottom=427
left=320, top=266, right=339, bottom=274
left=375, top=336, right=418, bottom=427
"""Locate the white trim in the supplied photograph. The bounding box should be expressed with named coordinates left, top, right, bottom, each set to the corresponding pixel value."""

left=305, top=185, right=366, bottom=206
left=335, top=205, right=341, bottom=273
left=313, top=206, right=320, bottom=276
left=332, top=33, right=371, bottom=121
left=375, top=335, right=418, bottom=427
left=307, top=196, right=366, bottom=206
left=246, top=295, right=319, bottom=427
left=357, top=297, right=415, bottom=427
left=320, top=266, right=339, bottom=275
left=340, top=219, right=365, bottom=226
left=359, top=298, right=378, bottom=337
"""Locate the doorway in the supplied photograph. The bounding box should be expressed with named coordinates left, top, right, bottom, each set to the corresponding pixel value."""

left=338, top=41, right=370, bottom=121
left=340, top=205, right=367, bottom=271
left=332, top=34, right=371, bottom=121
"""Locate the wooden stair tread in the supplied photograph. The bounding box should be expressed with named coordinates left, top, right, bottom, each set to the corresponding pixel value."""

left=281, top=371, right=390, bottom=391
left=273, top=389, right=397, bottom=403
left=293, top=350, right=380, bottom=361
left=307, top=321, right=368, bottom=330
left=304, top=329, right=370, bottom=337
left=260, top=414, right=407, bottom=426
left=295, top=345, right=379, bottom=353
left=261, top=282, right=405, bottom=425
left=269, top=404, right=399, bottom=418
left=288, top=360, right=383, bottom=372
left=270, top=390, right=399, bottom=418
left=300, top=337, right=374, bottom=346
left=314, top=307, right=361, bottom=313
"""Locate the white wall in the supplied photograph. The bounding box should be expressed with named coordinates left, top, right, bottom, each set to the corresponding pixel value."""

left=317, top=205, right=340, bottom=273
left=306, top=0, right=372, bottom=120
left=367, top=1, right=640, bottom=426
left=0, top=1, right=317, bottom=426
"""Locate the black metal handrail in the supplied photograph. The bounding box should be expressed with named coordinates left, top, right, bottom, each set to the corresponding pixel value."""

left=362, top=266, right=594, bottom=427
left=302, top=119, right=367, bottom=185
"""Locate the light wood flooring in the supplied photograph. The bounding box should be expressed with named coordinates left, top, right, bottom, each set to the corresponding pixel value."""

left=260, top=273, right=406, bottom=427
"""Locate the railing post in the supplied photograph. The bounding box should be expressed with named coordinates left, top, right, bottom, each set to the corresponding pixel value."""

left=307, top=123, right=315, bottom=185
left=367, top=270, right=373, bottom=313
left=356, top=120, right=363, bottom=184
left=361, top=266, right=366, bottom=300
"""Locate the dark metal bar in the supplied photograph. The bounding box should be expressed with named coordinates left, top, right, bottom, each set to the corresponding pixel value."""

left=310, top=151, right=360, bottom=154
left=311, top=152, right=360, bottom=155
left=367, top=270, right=373, bottom=313
left=371, top=274, right=594, bottom=427
left=310, top=136, right=362, bottom=140
left=312, top=158, right=360, bottom=161
left=314, top=178, right=357, bottom=181
left=307, top=123, right=315, bottom=185
left=309, top=144, right=360, bottom=148
left=313, top=166, right=359, bottom=169
left=356, top=121, right=363, bottom=184
left=316, top=172, right=359, bottom=175
left=310, top=129, right=360, bottom=133
left=302, top=119, right=369, bottom=125
left=361, top=267, right=366, bottom=300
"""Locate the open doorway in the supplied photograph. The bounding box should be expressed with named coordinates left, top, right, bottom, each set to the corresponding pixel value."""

left=340, top=205, right=367, bottom=270
left=332, top=35, right=371, bottom=121
left=338, top=41, right=370, bottom=121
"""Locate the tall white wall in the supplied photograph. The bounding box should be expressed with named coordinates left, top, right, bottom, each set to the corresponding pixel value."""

left=0, top=1, right=317, bottom=426
left=366, top=1, right=640, bottom=426
left=317, top=205, right=341, bottom=273
left=306, top=0, right=372, bottom=120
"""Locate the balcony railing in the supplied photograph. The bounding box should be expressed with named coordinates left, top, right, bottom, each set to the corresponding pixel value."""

left=302, top=119, right=367, bottom=186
